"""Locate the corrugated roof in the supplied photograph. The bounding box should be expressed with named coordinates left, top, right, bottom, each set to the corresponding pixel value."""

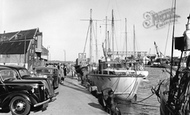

left=11, top=28, right=38, bottom=41
left=0, top=41, right=30, bottom=54
left=0, top=28, right=44, bottom=55
left=0, top=28, right=38, bottom=41
left=0, top=32, right=19, bottom=41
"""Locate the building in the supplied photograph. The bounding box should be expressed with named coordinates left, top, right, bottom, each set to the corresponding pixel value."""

left=0, top=28, right=48, bottom=70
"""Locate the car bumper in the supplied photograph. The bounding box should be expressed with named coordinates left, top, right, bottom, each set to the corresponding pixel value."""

left=34, top=99, right=51, bottom=107
left=33, top=95, right=57, bottom=108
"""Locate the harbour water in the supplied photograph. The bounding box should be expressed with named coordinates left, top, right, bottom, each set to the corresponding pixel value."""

left=118, top=67, right=165, bottom=115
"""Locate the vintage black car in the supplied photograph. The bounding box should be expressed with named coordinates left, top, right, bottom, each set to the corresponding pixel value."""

left=34, top=66, right=60, bottom=89
left=0, top=66, right=51, bottom=115
left=0, top=65, right=58, bottom=99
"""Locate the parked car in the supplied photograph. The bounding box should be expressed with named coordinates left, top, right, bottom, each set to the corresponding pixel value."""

left=0, top=65, right=51, bottom=115
left=0, top=65, right=58, bottom=102
left=34, top=66, right=60, bottom=89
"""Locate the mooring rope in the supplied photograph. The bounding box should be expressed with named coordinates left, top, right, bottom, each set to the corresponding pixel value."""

left=112, top=77, right=120, bottom=92
left=131, top=79, right=165, bottom=106
left=132, top=93, right=154, bottom=104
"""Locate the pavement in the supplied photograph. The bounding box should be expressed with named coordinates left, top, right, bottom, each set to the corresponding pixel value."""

left=1, top=74, right=108, bottom=115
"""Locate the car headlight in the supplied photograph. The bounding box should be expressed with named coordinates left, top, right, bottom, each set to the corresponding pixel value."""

left=33, top=84, right=38, bottom=88
left=43, top=75, right=48, bottom=78
left=41, top=85, right=45, bottom=90
left=31, top=84, right=38, bottom=93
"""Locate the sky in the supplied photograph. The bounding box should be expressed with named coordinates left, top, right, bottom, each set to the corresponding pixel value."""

left=1, top=0, right=190, bottom=61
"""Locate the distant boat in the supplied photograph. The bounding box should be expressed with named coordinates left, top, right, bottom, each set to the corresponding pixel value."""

left=151, top=57, right=170, bottom=68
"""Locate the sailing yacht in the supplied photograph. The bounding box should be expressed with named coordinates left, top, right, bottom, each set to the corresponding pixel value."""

left=87, top=10, right=148, bottom=102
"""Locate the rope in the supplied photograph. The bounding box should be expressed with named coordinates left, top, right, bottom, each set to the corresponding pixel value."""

left=131, top=102, right=159, bottom=107
left=132, top=93, right=154, bottom=104
left=112, top=78, right=120, bottom=92
left=83, top=24, right=90, bottom=54
left=107, top=73, right=139, bottom=101
left=113, top=76, right=139, bottom=100
left=123, top=77, right=138, bottom=100
left=131, top=79, right=166, bottom=105
left=123, top=77, right=137, bottom=94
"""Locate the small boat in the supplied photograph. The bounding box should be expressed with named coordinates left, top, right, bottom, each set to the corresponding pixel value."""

left=88, top=59, right=148, bottom=101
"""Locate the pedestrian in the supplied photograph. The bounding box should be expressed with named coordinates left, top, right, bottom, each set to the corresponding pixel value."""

left=71, top=65, right=76, bottom=77
left=60, top=66, right=65, bottom=84
left=64, top=65, right=67, bottom=77
left=57, top=64, right=64, bottom=85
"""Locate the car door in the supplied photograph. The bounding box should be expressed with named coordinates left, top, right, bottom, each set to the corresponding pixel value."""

left=0, top=71, right=10, bottom=107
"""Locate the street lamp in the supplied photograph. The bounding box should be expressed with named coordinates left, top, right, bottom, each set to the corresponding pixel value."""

left=47, top=46, right=50, bottom=60
left=63, top=50, right=66, bottom=61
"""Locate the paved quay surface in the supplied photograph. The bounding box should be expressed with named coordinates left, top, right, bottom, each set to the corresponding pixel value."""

left=1, top=75, right=108, bottom=115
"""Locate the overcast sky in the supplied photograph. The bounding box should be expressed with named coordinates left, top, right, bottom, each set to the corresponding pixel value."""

left=1, top=0, right=190, bottom=61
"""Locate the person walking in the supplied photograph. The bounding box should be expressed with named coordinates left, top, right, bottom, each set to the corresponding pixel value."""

left=64, top=65, right=67, bottom=77
left=58, top=64, right=64, bottom=85
left=71, top=65, right=75, bottom=77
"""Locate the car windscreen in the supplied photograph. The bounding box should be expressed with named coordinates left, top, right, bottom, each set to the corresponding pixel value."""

left=19, top=69, right=31, bottom=77
left=36, top=68, right=53, bottom=74
left=0, top=69, right=17, bottom=81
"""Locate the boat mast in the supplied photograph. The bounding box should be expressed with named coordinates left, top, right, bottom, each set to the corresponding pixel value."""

left=107, top=30, right=111, bottom=59
left=89, top=9, right=93, bottom=64
left=168, top=0, right=177, bottom=111
left=125, top=18, right=127, bottom=58
left=169, top=0, right=176, bottom=89
left=133, top=25, right=136, bottom=58
left=105, top=16, right=108, bottom=55
left=111, top=9, right=115, bottom=60
left=95, top=21, right=98, bottom=63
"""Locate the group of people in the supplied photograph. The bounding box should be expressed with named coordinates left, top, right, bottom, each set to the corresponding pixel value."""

left=57, top=64, right=67, bottom=84
left=55, top=63, right=88, bottom=85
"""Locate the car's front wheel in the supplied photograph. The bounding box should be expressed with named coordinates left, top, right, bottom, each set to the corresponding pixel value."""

left=9, top=96, right=31, bottom=115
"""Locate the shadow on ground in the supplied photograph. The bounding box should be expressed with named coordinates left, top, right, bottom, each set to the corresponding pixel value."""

left=62, top=79, right=90, bottom=95
left=88, top=102, right=104, bottom=111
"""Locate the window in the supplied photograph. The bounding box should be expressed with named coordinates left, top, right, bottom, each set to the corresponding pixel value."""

left=0, top=69, right=17, bottom=80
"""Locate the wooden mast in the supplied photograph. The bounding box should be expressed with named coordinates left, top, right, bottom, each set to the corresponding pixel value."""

left=95, top=21, right=98, bottom=63
left=89, top=9, right=93, bottom=63
left=111, top=9, right=114, bottom=60
left=105, top=16, right=108, bottom=55
left=125, top=18, right=127, bottom=58
left=133, top=25, right=136, bottom=58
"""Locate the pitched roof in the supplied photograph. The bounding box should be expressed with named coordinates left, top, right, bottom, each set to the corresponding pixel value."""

left=11, top=29, right=39, bottom=41
left=0, top=28, right=44, bottom=55
left=0, top=28, right=39, bottom=41
left=0, top=41, right=30, bottom=54
left=0, top=32, right=19, bottom=41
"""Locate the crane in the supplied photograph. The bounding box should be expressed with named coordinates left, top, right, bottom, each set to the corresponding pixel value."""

left=152, top=41, right=169, bottom=67
left=154, top=41, right=164, bottom=58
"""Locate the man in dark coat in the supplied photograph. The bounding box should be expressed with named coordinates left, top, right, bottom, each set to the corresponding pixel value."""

left=64, top=65, right=67, bottom=77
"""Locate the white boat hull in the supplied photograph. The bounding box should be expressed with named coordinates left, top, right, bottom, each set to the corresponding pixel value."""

left=88, top=73, right=144, bottom=101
